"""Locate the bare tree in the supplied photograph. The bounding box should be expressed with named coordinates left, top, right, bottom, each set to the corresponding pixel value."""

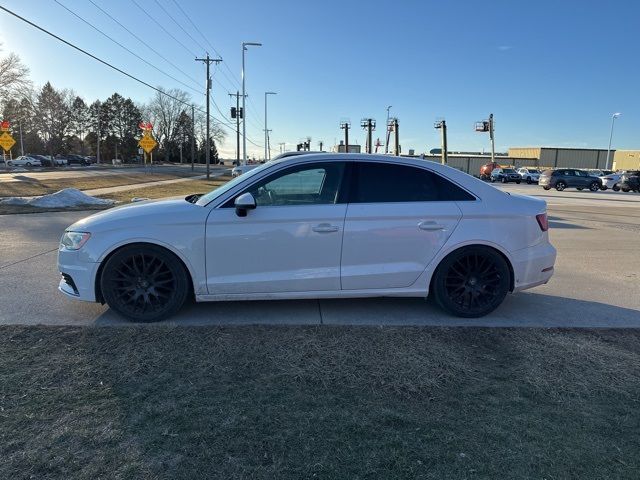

left=0, top=46, right=31, bottom=101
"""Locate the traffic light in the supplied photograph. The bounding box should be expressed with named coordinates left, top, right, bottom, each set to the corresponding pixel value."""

left=231, top=107, right=237, bottom=119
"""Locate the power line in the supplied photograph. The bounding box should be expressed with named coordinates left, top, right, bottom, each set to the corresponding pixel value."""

left=0, top=5, right=267, bottom=150
left=87, top=0, right=202, bottom=89
left=152, top=0, right=208, bottom=53
left=129, top=0, right=198, bottom=57
left=53, top=0, right=202, bottom=96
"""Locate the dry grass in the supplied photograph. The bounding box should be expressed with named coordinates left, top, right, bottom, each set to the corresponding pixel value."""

left=96, top=176, right=232, bottom=204
left=0, top=171, right=200, bottom=198
left=1, top=326, right=639, bottom=479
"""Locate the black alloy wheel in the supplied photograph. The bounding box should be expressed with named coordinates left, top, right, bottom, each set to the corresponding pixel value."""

left=555, top=181, right=566, bottom=191
left=101, top=244, right=189, bottom=322
left=432, top=246, right=511, bottom=318
left=589, top=181, right=599, bottom=192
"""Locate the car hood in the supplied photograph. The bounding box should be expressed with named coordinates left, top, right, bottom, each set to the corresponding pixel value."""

left=66, top=196, right=206, bottom=233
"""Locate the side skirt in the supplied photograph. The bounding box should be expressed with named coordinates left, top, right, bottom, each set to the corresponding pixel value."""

left=196, top=288, right=427, bottom=303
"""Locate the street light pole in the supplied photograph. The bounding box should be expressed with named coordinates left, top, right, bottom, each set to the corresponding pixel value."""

left=242, top=42, right=262, bottom=164
left=264, top=91, right=277, bottom=160
left=606, top=112, right=621, bottom=170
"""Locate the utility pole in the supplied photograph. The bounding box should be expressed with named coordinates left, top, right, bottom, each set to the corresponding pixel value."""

left=242, top=42, right=262, bottom=164
left=229, top=92, right=242, bottom=165
left=340, top=120, right=351, bottom=153
left=489, top=113, right=495, bottom=164
left=96, top=101, right=101, bottom=164
left=360, top=118, right=376, bottom=154
left=18, top=120, right=24, bottom=156
left=318, top=140, right=323, bottom=151
left=196, top=54, right=223, bottom=180
left=264, top=91, right=277, bottom=160
left=191, top=104, right=195, bottom=171
left=388, top=117, right=399, bottom=156
left=385, top=106, right=392, bottom=154
left=434, top=119, right=448, bottom=165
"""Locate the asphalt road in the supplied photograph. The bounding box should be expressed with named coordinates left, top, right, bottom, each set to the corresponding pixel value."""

left=1, top=183, right=638, bottom=327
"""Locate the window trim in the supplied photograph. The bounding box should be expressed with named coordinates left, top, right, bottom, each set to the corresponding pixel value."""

left=347, top=161, right=477, bottom=204
left=221, top=161, right=348, bottom=208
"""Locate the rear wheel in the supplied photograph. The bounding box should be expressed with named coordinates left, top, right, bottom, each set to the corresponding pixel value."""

left=556, top=181, right=566, bottom=191
left=516, top=179, right=521, bottom=184
left=26, top=162, right=32, bottom=166
left=589, top=181, right=599, bottom=192
left=622, top=187, right=630, bottom=192
left=577, top=187, right=583, bottom=191
left=101, top=244, right=189, bottom=322
left=490, top=177, right=496, bottom=183
left=613, top=184, right=620, bottom=191
left=526, top=177, right=532, bottom=184
left=600, top=186, right=608, bottom=190
left=432, top=246, right=511, bottom=318
left=543, top=186, right=551, bottom=190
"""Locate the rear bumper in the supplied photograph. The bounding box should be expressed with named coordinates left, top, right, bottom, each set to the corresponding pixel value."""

left=510, top=241, right=556, bottom=293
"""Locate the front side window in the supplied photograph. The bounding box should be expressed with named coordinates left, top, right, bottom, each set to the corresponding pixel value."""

left=351, top=162, right=475, bottom=203
left=240, top=162, right=345, bottom=207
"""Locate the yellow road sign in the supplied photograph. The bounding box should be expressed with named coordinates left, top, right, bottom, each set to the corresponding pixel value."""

left=138, top=134, right=158, bottom=154
left=0, top=132, right=16, bottom=152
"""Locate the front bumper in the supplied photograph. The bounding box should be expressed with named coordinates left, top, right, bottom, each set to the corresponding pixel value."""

left=58, top=247, right=99, bottom=302
left=510, top=241, right=556, bottom=292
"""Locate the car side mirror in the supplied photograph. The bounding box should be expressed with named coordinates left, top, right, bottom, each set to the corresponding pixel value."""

left=234, top=192, right=256, bottom=217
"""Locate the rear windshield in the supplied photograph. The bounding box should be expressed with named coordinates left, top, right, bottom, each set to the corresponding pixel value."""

left=503, top=168, right=516, bottom=173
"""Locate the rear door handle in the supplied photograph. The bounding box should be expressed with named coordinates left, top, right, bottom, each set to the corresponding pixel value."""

left=418, top=221, right=445, bottom=231
left=312, top=223, right=339, bottom=233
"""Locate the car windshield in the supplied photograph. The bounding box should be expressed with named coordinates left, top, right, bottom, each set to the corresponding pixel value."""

left=196, top=162, right=274, bottom=206
left=503, top=168, right=515, bottom=173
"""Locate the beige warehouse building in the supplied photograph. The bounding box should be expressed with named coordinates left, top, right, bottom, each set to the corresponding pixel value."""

left=613, top=150, right=640, bottom=170
left=508, top=147, right=614, bottom=170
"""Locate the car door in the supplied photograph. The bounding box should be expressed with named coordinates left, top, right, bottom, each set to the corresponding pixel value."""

left=340, top=161, right=471, bottom=290
left=205, top=161, right=348, bottom=294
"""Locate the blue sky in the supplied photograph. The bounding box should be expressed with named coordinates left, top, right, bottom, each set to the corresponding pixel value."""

left=1, top=0, right=638, bottom=158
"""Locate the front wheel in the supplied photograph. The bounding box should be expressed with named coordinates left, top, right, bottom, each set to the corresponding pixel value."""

left=516, top=180, right=521, bottom=184
left=543, top=186, right=551, bottom=190
left=501, top=177, right=507, bottom=183
left=613, top=185, right=620, bottom=192
left=101, top=244, right=190, bottom=322
left=600, top=186, right=608, bottom=191
left=622, top=187, right=630, bottom=192
left=577, top=187, right=584, bottom=191
left=490, top=177, right=496, bottom=183
left=432, top=246, right=511, bottom=318
left=26, top=162, right=32, bottom=166
left=589, top=181, right=599, bottom=192
left=555, top=182, right=566, bottom=191
left=526, top=177, right=532, bottom=184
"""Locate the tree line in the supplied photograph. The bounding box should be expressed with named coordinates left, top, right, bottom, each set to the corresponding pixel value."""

left=0, top=47, right=225, bottom=164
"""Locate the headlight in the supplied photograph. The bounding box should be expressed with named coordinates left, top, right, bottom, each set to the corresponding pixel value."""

left=60, top=231, right=91, bottom=250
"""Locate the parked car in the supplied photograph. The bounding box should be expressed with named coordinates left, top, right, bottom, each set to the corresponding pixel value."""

left=599, top=172, right=624, bottom=191
left=539, top=169, right=602, bottom=191
left=490, top=167, right=522, bottom=184
left=58, top=153, right=556, bottom=322
left=479, top=162, right=500, bottom=180
left=6, top=155, right=42, bottom=167
left=618, top=171, right=640, bottom=192
left=64, top=154, right=89, bottom=166
left=517, top=167, right=541, bottom=184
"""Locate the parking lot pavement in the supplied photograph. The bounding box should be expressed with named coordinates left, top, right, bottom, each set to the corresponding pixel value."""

left=0, top=192, right=638, bottom=327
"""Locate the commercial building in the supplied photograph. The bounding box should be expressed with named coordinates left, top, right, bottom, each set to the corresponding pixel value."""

left=613, top=150, right=640, bottom=170
left=507, top=147, right=614, bottom=170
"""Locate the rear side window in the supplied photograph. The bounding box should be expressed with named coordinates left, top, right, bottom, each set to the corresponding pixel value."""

left=351, top=162, right=475, bottom=203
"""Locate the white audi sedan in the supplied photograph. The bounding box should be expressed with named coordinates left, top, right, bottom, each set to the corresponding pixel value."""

left=58, top=154, right=556, bottom=322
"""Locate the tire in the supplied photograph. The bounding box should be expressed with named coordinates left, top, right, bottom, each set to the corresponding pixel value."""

left=516, top=180, right=521, bottom=184
left=622, top=187, right=630, bottom=193
left=7, top=161, right=13, bottom=166
left=589, top=181, right=599, bottom=192
left=576, top=187, right=583, bottom=191
left=555, top=182, right=566, bottom=191
left=432, top=246, right=511, bottom=318
left=613, top=185, right=620, bottom=192
left=543, top=186, right=551, bottom=190
left=501, top=177, right=507, bottom=183
left=526, top=177, right=532, bottom=184
left=101, top=244, right=190, bottom=322
left=26, top=162, right=32, bottom=166
left=490, top=177, right=496, bottom=183
left=600, top=186, right=608, bottom=191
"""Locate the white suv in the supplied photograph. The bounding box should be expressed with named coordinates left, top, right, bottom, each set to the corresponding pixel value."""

left=517, top=168, right=541, bottom=184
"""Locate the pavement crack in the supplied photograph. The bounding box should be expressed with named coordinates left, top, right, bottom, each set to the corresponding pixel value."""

left=317, top=299, right=324, bottom=325
left=0, top=248, right=58, bottom=270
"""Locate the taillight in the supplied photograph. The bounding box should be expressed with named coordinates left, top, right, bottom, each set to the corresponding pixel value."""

left=536, top=213, right=549, bottom=232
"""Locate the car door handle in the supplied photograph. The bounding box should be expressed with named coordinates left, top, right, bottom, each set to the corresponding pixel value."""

left=418, top=221, right=446, bottom=231
left=312, top=223, right=339, bottom=233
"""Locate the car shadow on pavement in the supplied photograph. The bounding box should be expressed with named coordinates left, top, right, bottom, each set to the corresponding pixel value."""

left=92, top=293, right=640, bottom=329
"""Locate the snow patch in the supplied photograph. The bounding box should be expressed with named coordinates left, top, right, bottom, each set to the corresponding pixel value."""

left=0, top=188, right=115, bottom=208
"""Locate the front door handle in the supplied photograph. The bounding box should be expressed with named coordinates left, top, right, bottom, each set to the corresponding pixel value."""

left=418, top=221, right=445, bottom=231
left=312, top=223, right=339, bottom=233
